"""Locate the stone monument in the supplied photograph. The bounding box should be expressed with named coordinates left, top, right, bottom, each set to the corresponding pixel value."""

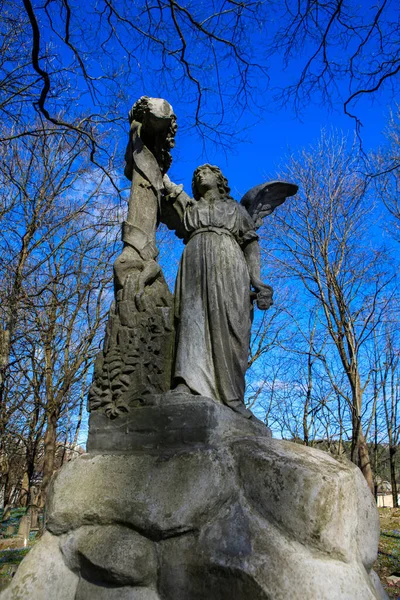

left=1, top=98, right=387, bottom=600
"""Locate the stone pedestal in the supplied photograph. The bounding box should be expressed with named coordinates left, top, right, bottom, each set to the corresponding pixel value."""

left=87, top=391, right=270, bottom=453
left=0, top=395, right=388, bottom=599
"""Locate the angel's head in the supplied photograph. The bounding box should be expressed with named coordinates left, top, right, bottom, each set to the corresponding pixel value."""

left=192, top=164, right=232, bottom=201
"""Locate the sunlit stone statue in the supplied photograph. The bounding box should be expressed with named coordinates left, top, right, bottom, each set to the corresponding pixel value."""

left=89, top=95, right=297, bottom=423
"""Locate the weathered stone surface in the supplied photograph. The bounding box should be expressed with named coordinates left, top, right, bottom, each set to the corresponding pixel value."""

left=0, top=532, right=78, bottom=600
left=76, top=580, right=160, bottom=600
left=88, top=97, right=177, bottom=421
left=353, top=464, right=381, bottom=570
left=60, top=525, right=157, bottom=586
left=370, top=570, right=392, bottom=600
left=46, top=444, right=235, bottom=538
left=215, top=506, right=381, bottom=600
left=162, top=166, right=296, bottom=415
left=16, top=514, right=30, bottom=547
left=88, top=302, right=174, bottom=419
left=5, top=524, right=16, bottom=536
left=0, top=95, right=386, bottom=599
left=159, top=486, right=383, bottom=600
left=234, top=437, right=371, bottom=562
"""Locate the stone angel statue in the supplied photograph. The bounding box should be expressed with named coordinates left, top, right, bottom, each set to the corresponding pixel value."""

left=161, top=164, right=297, bottom=420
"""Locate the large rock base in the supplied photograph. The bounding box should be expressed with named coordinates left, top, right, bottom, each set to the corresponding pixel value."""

left=0, top=395, right=387, bottom=599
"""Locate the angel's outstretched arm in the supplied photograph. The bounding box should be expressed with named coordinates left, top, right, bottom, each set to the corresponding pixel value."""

left=160, top=174, right=193, bottom=238
left=243, top=240, right=273, bottom=311
left=163, top=174, right=192, bottom=218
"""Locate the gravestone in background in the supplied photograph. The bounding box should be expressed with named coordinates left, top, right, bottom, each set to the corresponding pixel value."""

left=0, top=98, right=388, bottom=600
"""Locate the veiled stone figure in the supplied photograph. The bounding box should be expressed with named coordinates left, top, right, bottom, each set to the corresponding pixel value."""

left=162, top=165, right=274, bottom=418
left=88, top=97, right=177, bottom=417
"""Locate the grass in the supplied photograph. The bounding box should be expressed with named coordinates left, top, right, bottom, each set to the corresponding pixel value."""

left=0, top=548, right=31, bottom=588
left=375, top=508, right=400, bottom=600
left=0, top=508, right=39, bottom=590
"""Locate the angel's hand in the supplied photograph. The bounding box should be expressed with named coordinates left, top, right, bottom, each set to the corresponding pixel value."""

left=163, top=174, right=183, bottom=199
left=256, top=289, right=273, bottom=311
left=163, top=174, right=174, bottom=192
left=250, top=281, right=273, bottom=310
left=114, top=246, right=142, bottom=291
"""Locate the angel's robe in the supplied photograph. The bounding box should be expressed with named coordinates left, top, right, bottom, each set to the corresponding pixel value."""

left=172, top=195, right=258, bottom=405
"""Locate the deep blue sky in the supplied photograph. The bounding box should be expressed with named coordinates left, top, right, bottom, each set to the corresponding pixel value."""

left=115, top=4, right=399, bottom=298
left=168, top=100, right=390, bottom=198
left=120, top=1, right=399, bottom=198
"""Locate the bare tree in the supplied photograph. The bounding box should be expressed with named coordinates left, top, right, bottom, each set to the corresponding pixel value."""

left=267, top=0, right=400, bottom=139
left=251, top=300, right=347, bottom=449
left=268, top=132, right=395, bottom=492
left=29, top=229, right=114, bottom=506
left=0, top=0, right=269, bottom=159
left=1, top=0, right=398, bottom=172
left=0, top=124, right=118, bottom=509
left=371, top=316, right=400, bottom=507
left=375, top=106, right=400, bottom=236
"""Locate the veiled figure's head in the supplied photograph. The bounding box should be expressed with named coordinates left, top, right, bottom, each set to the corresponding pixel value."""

left=128, top=96, right=177, bottom=137
left=124, top=96, right=177, bottom=179
left=192, top=164, right=231, bottom=201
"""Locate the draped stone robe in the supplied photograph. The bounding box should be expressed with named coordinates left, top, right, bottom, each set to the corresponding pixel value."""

left=168, top=192, right=258, bottom=406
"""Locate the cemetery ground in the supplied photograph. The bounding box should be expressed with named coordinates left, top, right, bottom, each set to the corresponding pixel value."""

left=0, top=507, right=398, bottom=597
left=0, top=508, right=39, bottom=590
left=377, top=508, right=400, bottom=599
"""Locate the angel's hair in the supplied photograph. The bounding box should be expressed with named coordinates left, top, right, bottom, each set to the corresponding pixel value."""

left=192, top=164, right=234, bottom=201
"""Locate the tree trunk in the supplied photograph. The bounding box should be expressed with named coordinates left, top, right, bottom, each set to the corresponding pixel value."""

left=2, top=474, right=14, bottom=510
left=39, top=412, right=58, bottom=508
left=373, top=404, right=378, bottom=502
left=303, top=350, right=313, bottom=447
left=25, top=445, right=37, bottom=507
left=72, top=396, right=84, bottom=450
left=350, top=384, right=374, bottom=495
left=389, top=446, right=398, bottom=508
left=0, top=328, right=11, bottom=407
left=18, top=472, right=29, bottom=507
left=358, top=431, right=374, bottom=495
left=0, top=454, right=10, bottom=512
left=1, top=504, right=11, bottom=522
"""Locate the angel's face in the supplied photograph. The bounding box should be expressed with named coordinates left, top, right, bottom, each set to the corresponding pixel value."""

left=194, top=167, right=220, bottom=197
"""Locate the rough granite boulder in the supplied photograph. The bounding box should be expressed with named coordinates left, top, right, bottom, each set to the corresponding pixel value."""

left=0, top=395, right=388, bottom=600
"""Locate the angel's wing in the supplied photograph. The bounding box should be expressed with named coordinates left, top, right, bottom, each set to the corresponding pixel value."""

left=240, top=180, right=298, bottom=229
